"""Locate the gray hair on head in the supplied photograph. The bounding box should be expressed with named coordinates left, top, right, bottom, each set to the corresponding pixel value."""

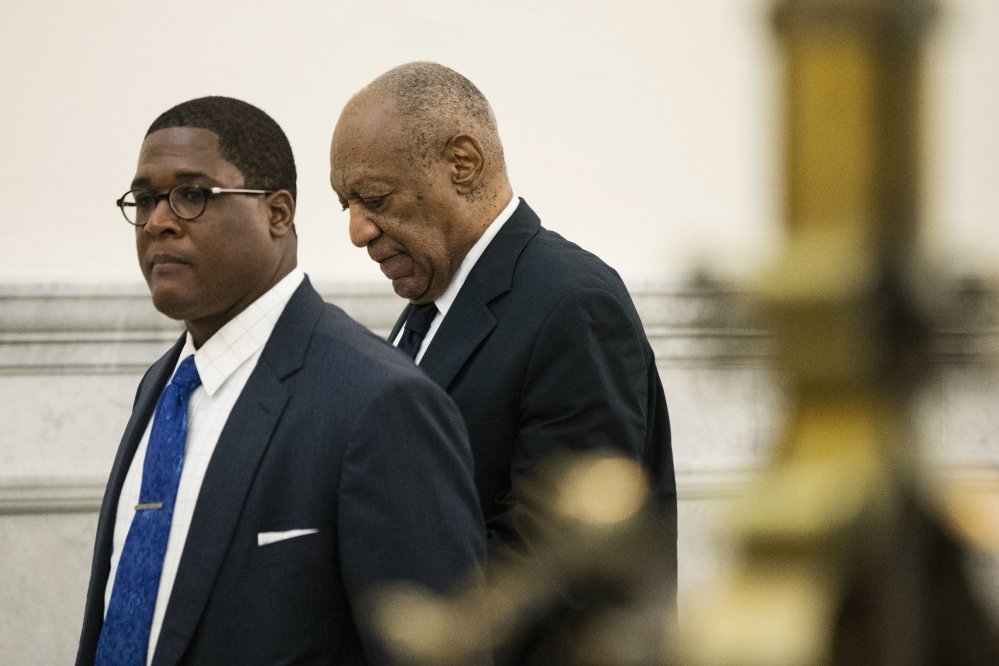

left=359, top=61, right=505, bottom=170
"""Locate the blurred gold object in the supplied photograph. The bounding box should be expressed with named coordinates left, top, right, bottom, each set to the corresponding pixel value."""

left=939, top=468, right=999, bottom=553
left=364, top=453, right=675, bottom=665
left=682, top=0, right=999, bottom=664
left=554, top=457, right=650, bottom=526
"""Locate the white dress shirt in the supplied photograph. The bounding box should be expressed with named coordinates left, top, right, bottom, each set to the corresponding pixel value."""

left=104, top=267, right=305, bottom=665
left=394, top=194, right=520, bottom=364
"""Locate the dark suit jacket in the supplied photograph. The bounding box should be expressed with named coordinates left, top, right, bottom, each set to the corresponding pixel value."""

left=78, top=278, right=486, bottom=665
left=389, top=200, right=675, bottom=558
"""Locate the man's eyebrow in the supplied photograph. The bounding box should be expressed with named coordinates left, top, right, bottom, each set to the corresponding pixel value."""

left=130, top=171, right=213, bottom=189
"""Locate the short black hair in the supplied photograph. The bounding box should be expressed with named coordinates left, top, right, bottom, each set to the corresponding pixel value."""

left=146, top=96, right=297, bottom=201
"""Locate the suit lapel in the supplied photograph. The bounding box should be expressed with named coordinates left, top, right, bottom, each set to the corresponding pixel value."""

left=419, top=200, right=541, bottom=390
left=152, top=280, right=323, bottom=666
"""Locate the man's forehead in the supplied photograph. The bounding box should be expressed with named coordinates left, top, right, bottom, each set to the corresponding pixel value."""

left=134, top=126, right=240, bottom=185
left=330, top=158, right=392, bottom=195
left=137, top=127, right=223, bottom=168
left=331, top=114, right=411, bottom=187
left=335, top=93, right=411, bottom=148
left=140, top=126, right=221, bottom=153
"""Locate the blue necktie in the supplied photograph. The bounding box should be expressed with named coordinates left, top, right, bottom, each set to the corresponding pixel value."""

left=96, top=355, right=201, bottom=666
left=397, top=303, right=437, bottom=359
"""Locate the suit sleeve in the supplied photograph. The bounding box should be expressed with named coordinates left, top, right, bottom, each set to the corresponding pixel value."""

left=489, top=286, right=655, bottom=556
left=337, top=375, right=488, bottom=661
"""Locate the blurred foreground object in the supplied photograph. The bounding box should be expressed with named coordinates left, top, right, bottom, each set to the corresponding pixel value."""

left=365, top=453, right=676, bottom=664
left=681, top=0, right=999, bottom=664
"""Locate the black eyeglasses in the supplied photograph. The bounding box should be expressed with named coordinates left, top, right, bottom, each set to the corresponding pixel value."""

left=116, top=185, right=275, bottom=226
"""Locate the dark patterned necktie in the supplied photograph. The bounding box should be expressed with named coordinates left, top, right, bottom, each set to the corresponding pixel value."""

left=397, top=303, right=438, bottom=360
left=95, top=355, right=201, bottom=665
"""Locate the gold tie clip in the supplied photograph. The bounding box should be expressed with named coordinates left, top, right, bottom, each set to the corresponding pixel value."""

left=135, top=502, right=164, bottom=511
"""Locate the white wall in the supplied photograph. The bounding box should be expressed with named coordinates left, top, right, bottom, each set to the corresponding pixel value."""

left=1, top=1, right=995, bottom=287
left=925, top=0, right=999, bottom=271
left=3, top=0, right=787, bottom=285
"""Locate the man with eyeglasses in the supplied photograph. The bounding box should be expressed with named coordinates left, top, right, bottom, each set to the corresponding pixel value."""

left=76, top=96, right=487, bottom=665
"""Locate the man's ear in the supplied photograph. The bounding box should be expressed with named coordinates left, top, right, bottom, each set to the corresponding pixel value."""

left=445, top=134, right=485, bottom=195
left=266, top=190, right=296, bottom=238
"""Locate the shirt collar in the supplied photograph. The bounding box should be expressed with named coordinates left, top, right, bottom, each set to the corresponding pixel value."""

left=177, top=267, right=305, bottom=396
left=434, top=194, right=520, bottom=317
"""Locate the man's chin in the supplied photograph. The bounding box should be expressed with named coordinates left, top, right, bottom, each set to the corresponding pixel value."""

left=148, top=284, right=194, bottom=322
left=391, top=277, right=431, bottom=303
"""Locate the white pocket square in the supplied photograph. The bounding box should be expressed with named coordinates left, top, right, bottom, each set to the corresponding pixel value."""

left=257, top=528, right=319, bottom=546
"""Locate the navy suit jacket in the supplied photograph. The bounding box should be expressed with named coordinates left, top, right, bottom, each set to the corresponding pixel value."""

left=390, top=200, right=676, bottom=563
left=78, top=278, right=486, bottom=665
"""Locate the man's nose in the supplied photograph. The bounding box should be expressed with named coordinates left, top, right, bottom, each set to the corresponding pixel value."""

left=143, top=198, right=181, bottom=236
left=348, top=207, right=381, bottom=248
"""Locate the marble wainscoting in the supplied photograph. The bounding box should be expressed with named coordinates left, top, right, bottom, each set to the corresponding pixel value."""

left=2, top=276, right=998, bottom=663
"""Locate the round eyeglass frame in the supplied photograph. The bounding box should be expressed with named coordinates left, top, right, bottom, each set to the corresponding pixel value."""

left=116, top=185, right=275, bottom=226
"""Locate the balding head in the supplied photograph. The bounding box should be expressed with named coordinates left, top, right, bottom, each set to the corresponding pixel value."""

left=330, top=63, right=514, bottom=304
left=346, top=62, right=507, bottom=187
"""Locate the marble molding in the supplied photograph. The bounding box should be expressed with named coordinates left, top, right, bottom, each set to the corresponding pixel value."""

left=3, top=275, right=997, bottom=510
left=0, top=277, right=782, bottom=512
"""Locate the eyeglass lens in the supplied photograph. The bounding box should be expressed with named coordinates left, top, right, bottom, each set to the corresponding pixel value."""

left=120, top=186, right=208, bottom=225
